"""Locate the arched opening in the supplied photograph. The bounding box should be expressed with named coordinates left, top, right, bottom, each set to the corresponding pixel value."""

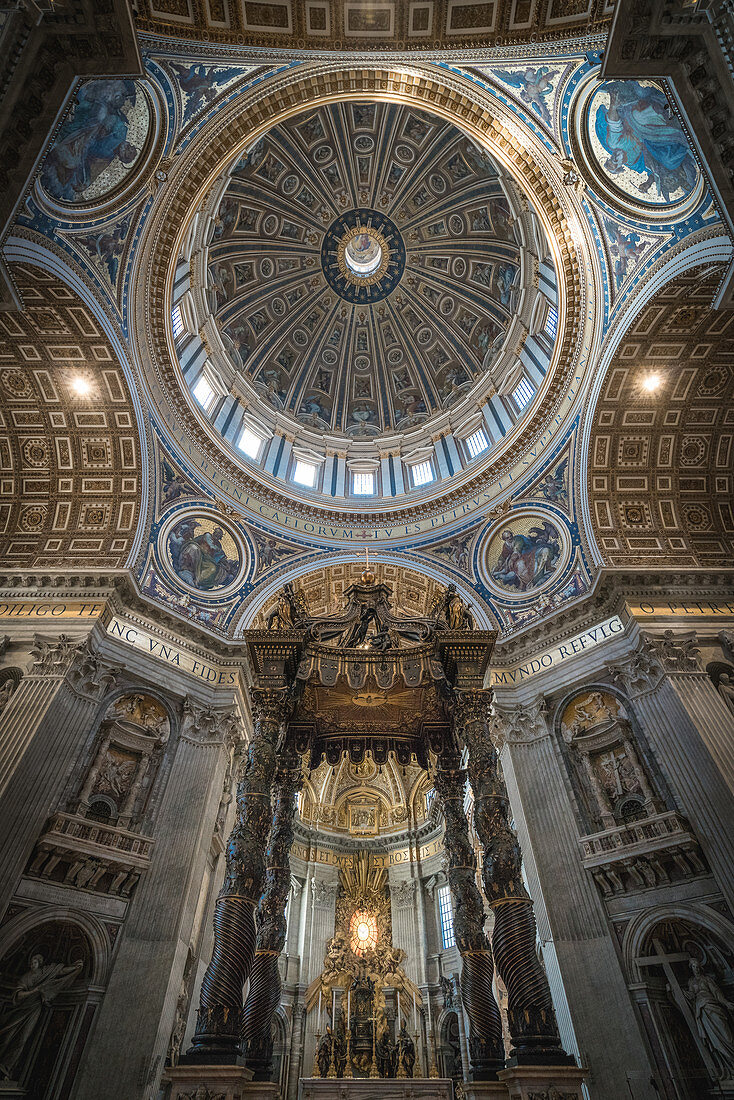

left=629, top=914, right=734, bottom=1099
left=0, top=918, right=98, bottom=1097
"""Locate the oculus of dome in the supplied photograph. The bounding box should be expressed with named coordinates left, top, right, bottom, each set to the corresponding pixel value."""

left=191, top=99, right=555, bottom=447
left=321, top=210, right=405, bottom=301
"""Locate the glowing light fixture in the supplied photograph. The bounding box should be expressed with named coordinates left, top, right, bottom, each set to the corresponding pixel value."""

left=350, top=909, right=378, bottom=955
left=642, top=373, right=662, bottom=392
left=71, top=376, right=91, bottom=396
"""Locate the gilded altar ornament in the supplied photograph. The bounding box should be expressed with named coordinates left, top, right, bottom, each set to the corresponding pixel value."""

left=305, top=851, right=423, bottom=1078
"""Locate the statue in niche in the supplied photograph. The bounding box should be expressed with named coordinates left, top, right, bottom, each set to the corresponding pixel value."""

left=0, top=678, right=17, bottom=716
left=717, top=672, right=734, bottom=718
left=95, top=748, right=137, bottom=799
left=0, top=954, right=83, bottom=1081
left=561, top=689, right=658, bottom=829
left=687, top=959, right=734, bottom=1078
left=596, top=745, right=642, bottom=804
left=397, top=1021, right=416, bottom=1076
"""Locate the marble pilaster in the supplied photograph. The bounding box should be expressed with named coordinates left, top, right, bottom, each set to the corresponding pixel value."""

left=0, top=633, right=119, bottom=917
left=493, top=698, right=658, bottom=1100
left=389, top=878, right=420, bottom=987
left=74, top=700, right=240, bottom=1100
left=611, top=631, right=734, bottom=912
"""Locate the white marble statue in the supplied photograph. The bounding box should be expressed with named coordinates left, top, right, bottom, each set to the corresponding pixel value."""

left=687, top=959, right=734, bottom=1079
left=0, top=954, right=83, bottom=1080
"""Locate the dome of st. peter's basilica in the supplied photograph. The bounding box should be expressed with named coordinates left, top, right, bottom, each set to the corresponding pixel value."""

left=172, top=100, right=559, bottom=504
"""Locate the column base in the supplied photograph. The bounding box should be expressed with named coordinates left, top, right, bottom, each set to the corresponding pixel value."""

left=498, top=1064, right=587, bottom=1099
left=164, top=1063, right=254, bottom=1099
left=461, top=1083, right=509, bottom=1099
left=0, top=1084, right=27, bottom=1099
left=298, top=1078, right=453, bottom=1098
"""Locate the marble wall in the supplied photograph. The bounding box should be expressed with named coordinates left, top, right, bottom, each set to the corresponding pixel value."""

left=0, top=588, right=732, bottom=1100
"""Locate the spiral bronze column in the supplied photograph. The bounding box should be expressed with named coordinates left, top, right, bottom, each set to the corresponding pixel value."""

left=456, top=691, right=571, bottom=1066
left=186, top=689, right=289, bottom=1062
left=242, top=744, right=302, bottom=1079
left=434, top=743, right=504, bottom=1079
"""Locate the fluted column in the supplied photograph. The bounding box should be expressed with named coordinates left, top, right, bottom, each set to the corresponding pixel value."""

left=0, top=634, right=118, bottom=915
left=611, top=630, right=734, bottom=912
left=433, top=741, right=504, bottom=1079
left=492, top=696, right=658, bottom=1100
left=242, top=744, right=302, bottom=1079
left=455, top=691, right=569, bottom=1066
left=187, top=688, right=289, bottom=1061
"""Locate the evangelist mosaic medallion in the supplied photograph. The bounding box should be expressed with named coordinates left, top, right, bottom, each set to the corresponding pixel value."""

left=586, top=79, right=699, bottom=208
left=321, top=208, right=406, bottom=303
left=482, top=512, right=566, bottom=599
left=164, top=514, right=243, bottom=594
left=40, top=79, right=151, bottom=205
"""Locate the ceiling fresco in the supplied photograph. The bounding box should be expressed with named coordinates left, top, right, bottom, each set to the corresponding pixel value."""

left=2, top=44, right=728, bottom=642
left=206, top=101, right=534, bottom=437
left=39, top=80, right=153, bottom=207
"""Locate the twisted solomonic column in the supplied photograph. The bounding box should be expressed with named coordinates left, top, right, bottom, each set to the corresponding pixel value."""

left=455, top=691, right=571, bottom=1065
left=433, top=743, right=504, bottom=1079
left=186, top=689, right=290, bottom=1061
left=242, top=744, right=302, bottom=1078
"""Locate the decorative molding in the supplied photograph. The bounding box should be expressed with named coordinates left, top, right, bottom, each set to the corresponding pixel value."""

left=180, top=697, right=242, bottom=747
left=641, top=630, right=702, bottom=675
left=490, top=698, right=549, bottom=745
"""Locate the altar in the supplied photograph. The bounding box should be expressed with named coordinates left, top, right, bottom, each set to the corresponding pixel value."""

left=298, top=1079, right=453, bottom=1099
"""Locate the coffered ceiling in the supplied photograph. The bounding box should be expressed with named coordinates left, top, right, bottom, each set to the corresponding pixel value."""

left=0, top=265, right=143, bottom=570
left=588, top=266, right=734, bottom=567
left=134, top=0, right=610, bottom=51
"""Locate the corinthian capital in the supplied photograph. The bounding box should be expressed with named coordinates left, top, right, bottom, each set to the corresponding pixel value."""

left=453, top=689, right=492, bottom=730
left=642, top=630, right=701, bottom=675
left=609, top=646, right=662, bottom=697
left=250, top=687, right=291, bottom=732
left=181, top=698, right=242, bottom=747
left=31, top=635, right=120, bottom=700
left=490, top=698, right=548, bottom=746
left=30, top=633, right=88, bottom=677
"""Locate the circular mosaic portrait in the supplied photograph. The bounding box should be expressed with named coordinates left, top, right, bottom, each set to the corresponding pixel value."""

left=482, top=512, right=568, bottom=599
left=40, top=78, right=152, bottom=205
left=585, top=79, right=700, bottom=210
left=164, top=514, right=243, bottom=595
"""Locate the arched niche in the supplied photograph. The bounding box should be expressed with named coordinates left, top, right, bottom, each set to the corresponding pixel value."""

left=623, top=904, right=734, bottom=1098
left=0, top=909, right=109, bottom=1097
